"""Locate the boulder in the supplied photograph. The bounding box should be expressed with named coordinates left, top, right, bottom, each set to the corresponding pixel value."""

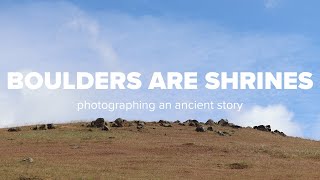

left=207, top=126, right=214, bottom=131
left=205, top=119, right=215, bottom=125
left=174, top=120, right=181, bottom=124
left=102, top=125, right=110, bottom=131
left=92, top=118, right=105, bottom=128
left=254, top=125, right=271, bottom=132
left=8, top=127, right=21, bottom=132
left=136, top=121, right=145, bottom=129
left=113, top=118, right=125, bottom=127
left=39, top=124, right=48, bottom=130
left=159, top=120, right=170, bottom=124
left=195, top=126, right=206, bottom=132
left=47, top=124, right=56, bottom=129
left=184, top=119, right=199, bottom=127
left=218, top=119, right=229, bottom=126
left=274, top=130, right=286, bottom=137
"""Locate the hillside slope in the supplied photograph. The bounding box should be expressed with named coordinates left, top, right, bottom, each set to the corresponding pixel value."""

left=0, top=120, right=319, bottom=179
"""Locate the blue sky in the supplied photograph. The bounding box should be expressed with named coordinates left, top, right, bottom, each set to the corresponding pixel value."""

left=0, top=0, right=319, bottom=139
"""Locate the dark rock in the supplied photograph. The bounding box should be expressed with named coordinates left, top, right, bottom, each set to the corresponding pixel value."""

left=218, top=119, right=229, bottom=126
left=113, top=118, right=125, bottom=127
left=90, top=118, right=106, bottom=128
left=8, top=127, right=21, bottom=132
left=102, top=125, right=110, bottom=131
left=274, top=130, right=286, bottom=137
left=205, top=119, right=215, bottom=125
left=159, top=120, right=170, bottom=124
left=229, top=123, right=242, bottom=129
left=39, top=124, right=48, bottom=130
left=174, top=120, right=180, bottom=124
left=47, top=124, right=56, bottom=129
left=207, top=126, right=214, bottom=131
left=195, top=126, right=206, bottom=132
left=184, top=119, right=199, bottom=127
left=254, top=125, right=271, bottom=132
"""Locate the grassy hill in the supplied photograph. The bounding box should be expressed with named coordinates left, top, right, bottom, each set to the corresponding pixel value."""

left=0, top=120, right=320, bottom=179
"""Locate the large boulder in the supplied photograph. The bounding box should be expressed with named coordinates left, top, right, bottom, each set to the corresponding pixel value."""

left=47, top=124, right=56, bottom=129
left=274, top=130, right=286, bottom=137
left=205, top=119, right=215, bottom=125
left=254, top=125, right=271, bottom=132
left=195, top=126, right=206, bottom=132
left=90, top=118, right=106, bottom=128
left=184, top=119, right=199, bottom=127
left=39, top=124, right=48, bottom=130
left=218, top=119, right=229, bottom=126
left=113, top=118, right=125, bottom=127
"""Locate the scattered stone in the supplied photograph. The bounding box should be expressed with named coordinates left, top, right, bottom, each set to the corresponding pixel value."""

left=8, top=127, right=21, bottom=132
left=205, top=119, right=215, bottom=125
left=254, top=125, right=271, bottom=132
left=32, top=126, right=39, bottom=130
left=207, top=126, right=214, bottom=131
left=218, top=119, right=229, bottom=126
left=178, top=123, right=185, bottom=126
left=22, top=157, right=34, bottom=163
left=195, top=126, right=206, bottom=132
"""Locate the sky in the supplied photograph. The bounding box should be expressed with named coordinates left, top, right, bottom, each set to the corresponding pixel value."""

left=0, top=0, right=319, bottom=139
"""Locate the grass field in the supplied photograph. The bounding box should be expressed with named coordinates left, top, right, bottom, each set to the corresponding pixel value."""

left=0, top=121, right=320, bottom=180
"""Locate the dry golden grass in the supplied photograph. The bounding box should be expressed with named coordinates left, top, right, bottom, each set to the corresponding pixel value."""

left=0, top=122, right=320, bottom=180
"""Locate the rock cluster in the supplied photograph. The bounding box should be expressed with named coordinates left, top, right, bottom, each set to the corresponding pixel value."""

left=253, top=125, right=286, bottom=137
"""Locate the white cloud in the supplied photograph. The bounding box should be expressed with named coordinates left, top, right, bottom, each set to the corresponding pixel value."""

left=230, top=104, right=303, bottom=137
